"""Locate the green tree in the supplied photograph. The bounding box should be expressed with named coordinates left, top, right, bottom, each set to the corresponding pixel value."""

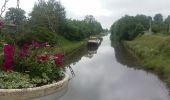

left=63, top=17, right=103, bottom=41
left=135, top=14, right=151, bottom=30
left=152, top=14, right=166, bottom=33
left=154, top=14, right=163, bottom=22
left=84, top=15, right=103, bottom=35
left=30, top=0, right=66, bottom=34
left=111, top=15, right=150, bottom=41
left=5, top=7, right=26, bottom=25
left=165, top=15, right=170, bottom=32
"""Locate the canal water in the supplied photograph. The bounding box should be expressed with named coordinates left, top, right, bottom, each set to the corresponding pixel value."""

left=38, top=34, right=170, bottom=100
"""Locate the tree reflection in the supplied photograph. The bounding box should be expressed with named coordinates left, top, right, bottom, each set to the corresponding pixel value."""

left=112, top=41, right=142, bottom=68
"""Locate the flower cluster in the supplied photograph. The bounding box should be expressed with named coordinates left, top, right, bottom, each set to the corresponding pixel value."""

left=53, top=53, right=63, bottom=65
left=37, top=54, right=49, bottom=62
left=19, top=43, right=30, bottom=58
left=32, top=40, right=49, bottom=48
left=2, top=44, right=14, bottom=71
left=37, top=53, right=63, bottom=65
left=1, top=40, right=63, bottom=72
left=32, top=40, right=40, bottom=48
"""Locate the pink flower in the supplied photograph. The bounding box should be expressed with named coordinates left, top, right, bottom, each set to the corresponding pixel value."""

left=0, top=20, right=4, bottom=28
left=41, top=42, right=49, bottom=46
left=52, top=53, right=63, bottom=65
left=3, top=44, right=14, bottom=55
left=22, top=43, right=29, bottom=50
left=2, top=44, right=14, bottom=71
left=19, top=43, right=30, bottom=58
left=37, top=54, right=48, bottom=62
left=3, top=60, right=12, bottom=71
left=32, top=40, right=40, bottom=48
left=19, top=50, right=26, bottom=58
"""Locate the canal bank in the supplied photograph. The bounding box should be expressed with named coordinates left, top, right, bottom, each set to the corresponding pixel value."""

left=43, top=34, right=170, bottom=100
left=124, top=34, right=170, bottom=87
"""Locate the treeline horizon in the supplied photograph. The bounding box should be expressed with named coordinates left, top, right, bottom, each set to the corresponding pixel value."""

left=110, top=13, right=170, bottom=41
left=0, top=0, right=103, bottom=45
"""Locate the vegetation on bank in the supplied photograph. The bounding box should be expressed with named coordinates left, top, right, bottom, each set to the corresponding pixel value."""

left=110, top=14, right=170, bottom=86
left=0, top=0, right=103, bottom=89
left=124, top=34, right=170, bottom=86
left=110, top=14, right=170, bottom=41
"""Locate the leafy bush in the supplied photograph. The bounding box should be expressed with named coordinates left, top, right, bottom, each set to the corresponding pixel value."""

left=16, top=30, right=58, bottom=47
left=0, top=71, right=33, bottom=89
left=0, top=38, right=64, bottom=88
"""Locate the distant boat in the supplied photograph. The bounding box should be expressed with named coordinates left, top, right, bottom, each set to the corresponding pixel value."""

left=87, top=37, right=100, bottom=46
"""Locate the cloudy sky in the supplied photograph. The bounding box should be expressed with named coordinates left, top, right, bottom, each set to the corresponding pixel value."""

left=0, top=0, right=170, bottom=28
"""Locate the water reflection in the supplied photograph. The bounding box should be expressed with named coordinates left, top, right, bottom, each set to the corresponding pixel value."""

left=86, top=37, right=102, bottom=58
left=36, top=34, right=170, bottom=100
left=63, top=46, right=88, bottom=67
left=63, top=41, right=101, bottom=77
left=87, top=44, right=99, bottom=58
left=112, top=42, right=142, bottom=68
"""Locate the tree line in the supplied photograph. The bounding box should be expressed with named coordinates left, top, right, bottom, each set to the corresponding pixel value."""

left=110, top=14, right=170, bottom=41
left=0, top=0, right=103, bottom=44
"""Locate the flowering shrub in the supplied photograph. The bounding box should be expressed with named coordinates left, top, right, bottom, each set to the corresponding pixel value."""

left=19, top=43, right=29, bottom=58
left=53, top=53, right=63, bottom=65
left=16, top=31, right=58, bottom=47
left=2, top=44, right=14, bottom=71
left=32, top=40, right=40, bottom=48
left=0, top=39, right=64, bottom=88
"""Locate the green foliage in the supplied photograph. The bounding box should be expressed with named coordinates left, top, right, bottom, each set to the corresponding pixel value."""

left=5, top=7, right=26, bottom=25
left=152, top=21, right=167, bottom=33
left=111, top=15, right=149, bottom=41
left=165, top=15, right=170, bottom=24
left=0, top=71, right=33, bottom=89
left=125, top=34, right=170, bottom=86
left=12, top=45, right=64, bottom=87
left=63, top=16, right=103, bottom=40
left=0, top=0, right=102, bottom=89
left=29, top=0, right=66, bottom=35
left=111, top=14, right=170, bottom=41
left=129, top=24, right=145, bottom=40
left=63, top=19, right=85, bottom=40
left=16, top=30, right=57, bottom=47
left=154, top=14, right=163, bottom=22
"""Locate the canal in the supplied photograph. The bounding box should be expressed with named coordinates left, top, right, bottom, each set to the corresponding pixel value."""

left=37, top=34, right=170, bottom=100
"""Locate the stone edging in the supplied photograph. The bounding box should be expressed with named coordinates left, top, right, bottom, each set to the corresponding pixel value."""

left=0, top=73, right=70, bottom=100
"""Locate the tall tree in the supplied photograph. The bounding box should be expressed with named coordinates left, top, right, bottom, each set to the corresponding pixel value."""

left=152, top=14, right=166, bottom=33
left=84, top=15, right=96, bottom=23
left=154, top=14, right=163, bottom=22
left=84, top=15, right=103, bottom=35
left=165, top=15, right=170, bottom=32
left=30, top=0, right=66, bottom=34
left=5, top=7, right=26, bottom=25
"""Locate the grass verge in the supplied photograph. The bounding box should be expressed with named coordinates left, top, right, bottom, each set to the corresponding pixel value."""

left=124, top=33, right=170, bottom=86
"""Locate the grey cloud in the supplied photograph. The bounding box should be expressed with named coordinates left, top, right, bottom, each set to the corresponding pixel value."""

left=95, top=0, right=170, bottom=28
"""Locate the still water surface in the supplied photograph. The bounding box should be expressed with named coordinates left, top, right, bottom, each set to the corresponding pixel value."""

left=38, top=34, right=170, bottom=100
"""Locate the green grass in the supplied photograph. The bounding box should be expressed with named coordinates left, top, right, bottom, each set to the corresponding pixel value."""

left=125, top=33, right=170, bottom=86
left=56, top=35, right=87, bottom=54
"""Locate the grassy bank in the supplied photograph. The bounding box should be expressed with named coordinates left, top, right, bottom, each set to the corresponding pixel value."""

left=124, top=33, right=170, bottom=86
left=57, top=36, right=87, bottom=54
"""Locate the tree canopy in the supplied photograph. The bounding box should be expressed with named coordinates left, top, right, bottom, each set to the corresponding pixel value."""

left=5, top=7, right=26, bottom=25
left=111, top=14, right=170, bottom=41
left=111, top=15, right=149, bottom=41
